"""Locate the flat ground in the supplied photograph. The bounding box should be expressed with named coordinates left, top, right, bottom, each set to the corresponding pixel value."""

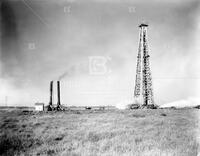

left=0, top=109, right=199, bottom=156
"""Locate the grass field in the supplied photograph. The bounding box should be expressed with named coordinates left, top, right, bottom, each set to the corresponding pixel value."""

left=0, top=109, right=199, bottom=156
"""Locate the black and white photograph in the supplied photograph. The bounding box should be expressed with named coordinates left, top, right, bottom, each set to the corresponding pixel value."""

left=0, top=0, right=200, bottom=155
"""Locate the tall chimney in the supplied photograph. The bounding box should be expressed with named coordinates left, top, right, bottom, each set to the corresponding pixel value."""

left=49, top=81, right=53, bottom=105
left=57, top=81, right=61, bottom=106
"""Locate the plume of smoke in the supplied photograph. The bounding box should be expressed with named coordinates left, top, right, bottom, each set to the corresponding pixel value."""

left=160, top=97, right=200, bottom=108
left=58, top=61, right=88, bottom=81
left=115, top=99, right=136, bottom=110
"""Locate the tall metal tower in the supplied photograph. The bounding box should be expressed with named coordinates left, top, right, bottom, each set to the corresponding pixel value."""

left=134, top=23, right=155, bottom=108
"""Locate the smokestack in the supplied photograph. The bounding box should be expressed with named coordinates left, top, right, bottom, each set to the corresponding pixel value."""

left=47, top=81, right=54, bottom=111
left=57, top=81, right=61, bottom=106
left=49, top=81, right=53, bottom=105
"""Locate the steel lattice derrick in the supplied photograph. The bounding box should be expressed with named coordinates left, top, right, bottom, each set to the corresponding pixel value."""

left=142, top=27, right=154, bottom=106
left=133, top=23, right=155, bottom=108
left=134, top=27, right=143, bottom=99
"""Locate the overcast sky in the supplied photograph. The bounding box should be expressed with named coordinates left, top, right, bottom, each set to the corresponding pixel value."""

left=0, top=0, right=200, bottom=106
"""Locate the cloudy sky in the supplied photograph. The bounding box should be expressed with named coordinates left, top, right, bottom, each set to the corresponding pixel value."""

left=0, top=0, right=200, bottom=106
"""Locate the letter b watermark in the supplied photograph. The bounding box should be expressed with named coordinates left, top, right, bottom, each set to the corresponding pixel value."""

left=88, top=56, right=111, bottom=75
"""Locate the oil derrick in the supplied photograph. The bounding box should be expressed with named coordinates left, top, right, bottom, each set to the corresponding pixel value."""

left=134, top=25, right=142, bottom=100
left=134, top=23, right=156, bottom=109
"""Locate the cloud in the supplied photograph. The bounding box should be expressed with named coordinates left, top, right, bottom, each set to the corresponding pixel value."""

left=0, top=0, right=199, bottom=106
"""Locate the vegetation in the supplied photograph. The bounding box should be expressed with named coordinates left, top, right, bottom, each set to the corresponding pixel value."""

left=0, top=109, right=199, bottom=156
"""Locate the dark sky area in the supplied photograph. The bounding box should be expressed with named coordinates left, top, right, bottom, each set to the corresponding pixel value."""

left=0, top=0, right=200, bottom=106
